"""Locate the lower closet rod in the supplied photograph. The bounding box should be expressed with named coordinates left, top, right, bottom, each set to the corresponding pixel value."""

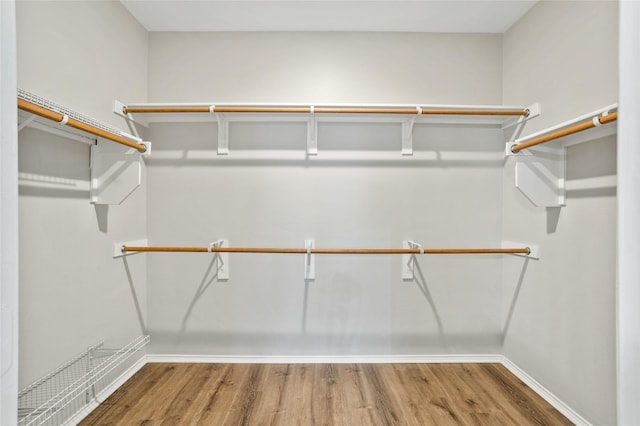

left=122, top=246, right=530, bottom=255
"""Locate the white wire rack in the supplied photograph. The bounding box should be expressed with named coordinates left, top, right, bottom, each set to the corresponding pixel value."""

left=18, top=88, right=137, bottom=141
left=18, top=335, right=149, bottom=426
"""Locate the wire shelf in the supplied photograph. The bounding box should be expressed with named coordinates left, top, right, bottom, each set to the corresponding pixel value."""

left=18, top=335, right=149, bottom=426
left=18, top=88, right=131, bottom=140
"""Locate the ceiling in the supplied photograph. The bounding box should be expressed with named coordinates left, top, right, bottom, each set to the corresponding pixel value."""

left=121, top=0, right=538, bottom=33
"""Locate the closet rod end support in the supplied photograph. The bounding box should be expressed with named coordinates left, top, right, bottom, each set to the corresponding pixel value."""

left=502, top=241, right=539, bottom=260
left=506, top=142, right=526, bottom=156
left=113, top=239, right=148, bottom=258
left=140, top=141, right=151, bottom=156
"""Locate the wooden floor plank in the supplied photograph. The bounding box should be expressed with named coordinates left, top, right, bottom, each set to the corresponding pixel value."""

left=79, top=363, right=573, bottom=426
left=193, top=364, right=255, bottom=425
left=419, top=363, right=475, bottom=425
left=336, top=364, right=377, bottom=425
left=117, top=364, right=198, bottom=425
left=386, top=364, right=442, bottom=425
left=480, top=364, right=574, bottom=426
left=448, top=363, right=523, bottom=425
left=82, top=362, right=167, bottom=426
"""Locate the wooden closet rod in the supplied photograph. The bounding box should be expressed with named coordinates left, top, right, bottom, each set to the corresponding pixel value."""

left=122, top=105, right=529, bottom=116
left=122, top=246, right=530, bottom=255
left=511, top=111, right=618, bottom=153
left=18, top=99, right=147, bottom=152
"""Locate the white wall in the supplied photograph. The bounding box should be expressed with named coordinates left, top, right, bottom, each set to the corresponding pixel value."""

left=16, top=1, right=148, bottom=387
left=617, top=1, right=640, bottom=423
left=1, top=1, right=19, bottom=423
left=148, top=32, right=503, bottom=104
left=145, top=32, right=508, bottom=357
left=502, top=2, right=618, bottom=425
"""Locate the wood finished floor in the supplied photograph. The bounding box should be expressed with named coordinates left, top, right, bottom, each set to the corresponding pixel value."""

left=80, top=363, right=573, bottom=426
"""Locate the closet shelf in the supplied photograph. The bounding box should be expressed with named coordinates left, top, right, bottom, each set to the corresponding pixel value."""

left=507, top=103, right=618, bottom=208
left=115, top=100, right=540, bottom=156
left=18, top=89, right=146, bottom=152
left=509, top=104, right=618, bottom=153
left=120, top=102, right=528, bottom=117
left=17, top=89, right=150, bottom=205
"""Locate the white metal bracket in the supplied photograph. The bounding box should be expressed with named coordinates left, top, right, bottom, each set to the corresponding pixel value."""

left=503, top=102, right=541, bottom=130
left=17, top=111, right=95, bottom=145
left=112, top=239, right=148, bottom=258
left=17, top=115, right=36, bottom=132
left=401, top=107, right=420, bottom=156
left=304, top=239, right=315, bottom=281
left=113, top=100, right=148, bottom=127
left=213, top=107, right=229, bottom=155
left=504, top=103, right=569, bottom=208
left=512, top=145, right=566, bottom=207
left=502, top=241, right=540, bottom=259
left=209, top=239, right=229, bottom=280
left=140, top=141, right=151, bottom=157
left=307, top=106, right=318, bottom=155
left=402, top=240, right=423, bottom=280
left=90, top=139, right=143, bottom=205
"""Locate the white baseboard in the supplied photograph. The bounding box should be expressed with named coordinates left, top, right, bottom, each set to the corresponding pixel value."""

left=64, top=355, right=147, bottom=426
left=500, top=356, right=592, bottom=426
left=146, top=353, right=503, bottom=364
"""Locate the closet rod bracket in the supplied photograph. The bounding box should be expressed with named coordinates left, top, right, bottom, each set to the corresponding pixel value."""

left=401, top=107, right=421, bottom=156
left=402, top=240, right=423, bottom=280
left=305, top=239, right=315, bottom=281
left=113, top=239, right=148, bottom=258
left=502, top=241, right=539, bottom=259
left=140, top=141, right=152, bottom=157
left=307, top=106, right=318, bottom=155
left=503, top=102, right=541, bottom=130
left=114, top=100, right=148, bottom=127
left=213, top=107, right=229, bottom=155
left=209, top=239, right=230, bottom=280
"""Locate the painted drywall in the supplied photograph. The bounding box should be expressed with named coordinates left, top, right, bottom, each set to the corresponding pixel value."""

left=147, top=32, right=503, bottom=104
left=16, top=1, right=148, bottom=388
left=502, top=1, right=618, bottom=425
left=145, top=32, right=508, bottom=356
left=617, top=1, right=640, bottom=423
left=1, top=1, right=19, bottom=423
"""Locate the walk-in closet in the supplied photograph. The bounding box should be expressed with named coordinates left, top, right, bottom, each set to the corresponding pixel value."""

left=1, top=0, right=638, bottom=425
